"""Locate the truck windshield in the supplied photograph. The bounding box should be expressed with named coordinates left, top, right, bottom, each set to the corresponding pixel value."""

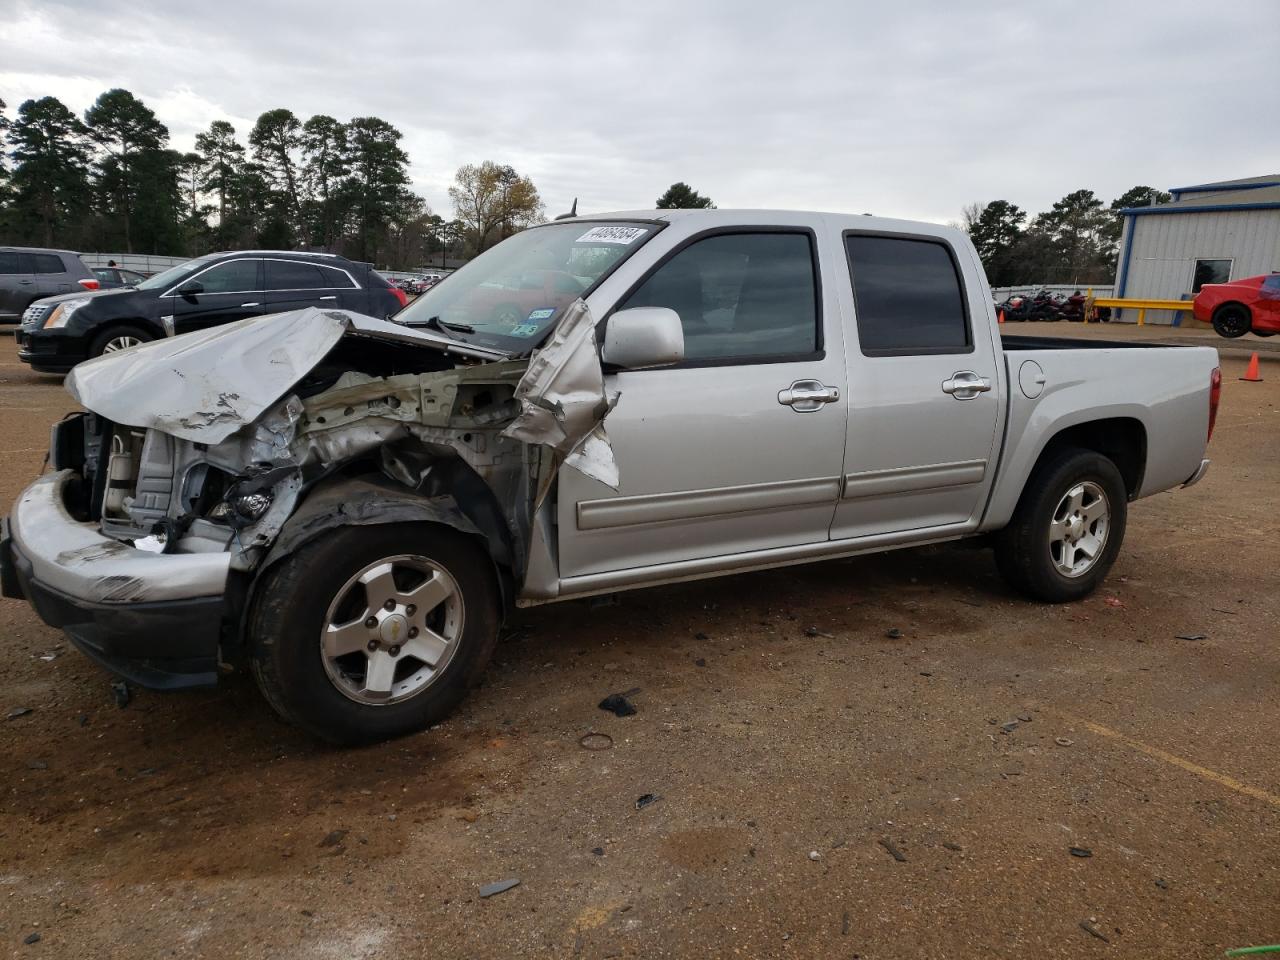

left=397, top=221, right=660, bottom=351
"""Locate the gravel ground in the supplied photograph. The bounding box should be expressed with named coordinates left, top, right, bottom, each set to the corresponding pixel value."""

left=0, top=329, right=1277, bottom=959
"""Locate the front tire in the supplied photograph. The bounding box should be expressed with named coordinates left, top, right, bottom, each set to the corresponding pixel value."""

left=994, top=447, right=1128, bottom=603
left=1212, top=304, right=1252, bottom=339
left=90, top=324, right=153, bottom=358
left=249, top=523, right=501, bottom=745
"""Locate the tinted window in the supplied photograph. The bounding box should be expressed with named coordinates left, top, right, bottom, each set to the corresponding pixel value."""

left=32, top=253, right=67, bottom=274
left=846, top=235, right=969, bottom=355
left=1192, top=259, right=1231, bottom=292
left=318, top=265, right=356, bottom=289
left=1263, top=275, right=1280, bottom=294
left=199, top=259, right=261, bottom=294
left=266, top=260, right=327, bottom=290
left=94, top=268, right=114, bottom=282
left=0, top=253, right=19, bottom=274
left=622, top=232, right=818, bottom=362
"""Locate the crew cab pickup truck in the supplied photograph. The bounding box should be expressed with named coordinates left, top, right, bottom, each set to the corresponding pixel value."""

left=0, top=210, right=1220, bottom=744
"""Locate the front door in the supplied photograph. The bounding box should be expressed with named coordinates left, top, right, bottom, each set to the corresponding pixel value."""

left=830, top=231, right=1001, bottom=541
left=171, top=258, right=264, bottom=335
left=557, top=227, right=849, bottom=581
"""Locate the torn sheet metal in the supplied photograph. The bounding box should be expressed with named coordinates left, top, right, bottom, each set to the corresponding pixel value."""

left=501, top=299, right=619, bottom=489
left=65, top=308, right=505, bottom=445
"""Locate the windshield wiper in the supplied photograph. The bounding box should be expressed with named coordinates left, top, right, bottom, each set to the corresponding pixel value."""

left=422, top=315, right=475, bottom=335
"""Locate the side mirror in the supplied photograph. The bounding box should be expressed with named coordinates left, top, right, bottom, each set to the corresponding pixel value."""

left=177, top=280, right=203, bottom=297
left=602, top=307, right=685, bottom=369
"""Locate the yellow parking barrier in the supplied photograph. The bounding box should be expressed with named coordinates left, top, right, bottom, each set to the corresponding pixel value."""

left=1084, top=289, right=1196, bottom=326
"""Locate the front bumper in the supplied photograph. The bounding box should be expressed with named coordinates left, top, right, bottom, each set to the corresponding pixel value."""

left=15, top=328, right=88, bottom=373
left=1, top=471, right=232, bottom=689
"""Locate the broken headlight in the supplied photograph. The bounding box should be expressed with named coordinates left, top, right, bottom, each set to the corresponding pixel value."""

left=209, top=491, right=273, bottom=524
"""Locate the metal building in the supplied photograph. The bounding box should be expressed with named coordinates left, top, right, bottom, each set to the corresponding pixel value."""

left=1114, top=174, right=1280, bottom=323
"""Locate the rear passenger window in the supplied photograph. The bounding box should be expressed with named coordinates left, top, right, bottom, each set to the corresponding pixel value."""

left=621, top=232, right=819, bottom=363
left=318, top=265, right=356, bottom=289
left=266, top=260, right=327, bottom=290
left=846, top=235, right=970, bottom=355
left=0, top=253, right=18, bottom=274
left=32, top=253, right=65, bottom=274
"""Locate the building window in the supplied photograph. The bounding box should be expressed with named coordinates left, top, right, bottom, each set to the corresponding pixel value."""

left=1191, top=259, right=1231, bottom=292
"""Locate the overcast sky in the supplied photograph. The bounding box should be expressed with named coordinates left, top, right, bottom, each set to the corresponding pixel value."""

left=2, top=0, right=1277, bottom=224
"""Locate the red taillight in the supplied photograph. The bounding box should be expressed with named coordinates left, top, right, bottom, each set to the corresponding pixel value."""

left=77, top=278, right=99, bottom=290
left=1207, top=367, right=1221, bottom=442
left=390, top=286, right=408, bottom=309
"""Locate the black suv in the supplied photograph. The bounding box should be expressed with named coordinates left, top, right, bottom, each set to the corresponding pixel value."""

left=16, top=250, right=407, bottom=373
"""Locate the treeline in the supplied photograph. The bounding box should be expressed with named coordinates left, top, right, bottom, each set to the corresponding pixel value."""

left=962, top=186, right=1170, bottom=287
left=0, top=90, right=544, bottom=268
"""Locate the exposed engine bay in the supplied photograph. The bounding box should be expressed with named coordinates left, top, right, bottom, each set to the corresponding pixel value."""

left=54, top=303, right=618, bottom=591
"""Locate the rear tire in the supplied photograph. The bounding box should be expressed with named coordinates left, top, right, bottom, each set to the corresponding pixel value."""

left=1212, top=304, right=1252, bottom=339
left=994, top=447, right=1128, bottom=603
left=249, top=523, right=501, bottom=745
left=90, top=324, right=153, bottom=358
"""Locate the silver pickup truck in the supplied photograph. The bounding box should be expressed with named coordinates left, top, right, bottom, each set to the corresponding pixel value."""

left=1, top=210, right=1220, bottom=743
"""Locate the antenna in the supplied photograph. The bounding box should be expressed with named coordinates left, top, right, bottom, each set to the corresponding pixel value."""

left=554, top=198, right=579, bottom=221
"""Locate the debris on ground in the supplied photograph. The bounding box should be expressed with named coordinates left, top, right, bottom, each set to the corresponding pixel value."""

left=1104, top=597, right=1124, bottom=608
left=591, top=847, right=604, bottom=856
left=111, top=680, right=131, bottom=709
left=479, top=878, right=520, bottom=898
left=878, top=838, right=908, bottom=862
left=1017, top=714, right=1032, bottom=723
left=1000, top=720, right=1020, bottom=734
left=598, top=693, right=637, bottom=717
left=1079, top=920, right=1109, bottom=943
left=695, top=658, right=707, bottom=667
left=1069, top=846, right=1093, bottom=858
left=1154, top=878, right=1169, bottom=890
left=23, top=932, right=41, bottom=945
left=1055, top=737, right=1074, bottom=747
left=804, top=626, right=834, bottom=638
left=6, top=706, right=33, bottom=720
left=318, top=829, right=348, bottom=848
left=1176, top=633, right=1206, bottom=641
left=808, top=850, right=822, bottom=861
left=694, top=632, right=710, bottom=641
left=635, top=793, right=661, bottom=810
left=942, top=842, right=963, bottom=852
left=578, top=732, right=613, bottom=751
left=885, top=628, right=904, bottom=639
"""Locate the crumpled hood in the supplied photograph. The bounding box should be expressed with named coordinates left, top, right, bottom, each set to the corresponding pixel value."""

left=66, top=307, right=506, bottom=444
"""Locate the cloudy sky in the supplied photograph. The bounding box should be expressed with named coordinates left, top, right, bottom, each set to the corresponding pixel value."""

left=2, top=0, right=1277, bottom=223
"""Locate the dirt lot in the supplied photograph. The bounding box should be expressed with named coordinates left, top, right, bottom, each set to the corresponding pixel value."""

left=1, top=325, right=1277, bottom=959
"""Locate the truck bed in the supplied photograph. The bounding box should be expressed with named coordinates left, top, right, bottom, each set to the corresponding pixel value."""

left=1001, top=334, right=1180, bottom=350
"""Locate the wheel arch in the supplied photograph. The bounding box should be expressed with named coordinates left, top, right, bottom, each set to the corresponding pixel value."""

left=89, top=317, right=165, bottom=343
left=1212, top=300, right=1253, bottom=322
left=236, top=471, right=515, bottom=660
left=1023, top=417, right=1147, bottom=503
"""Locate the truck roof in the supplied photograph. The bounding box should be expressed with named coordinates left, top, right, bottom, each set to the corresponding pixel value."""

left=561, top=208, right=964, bottom=238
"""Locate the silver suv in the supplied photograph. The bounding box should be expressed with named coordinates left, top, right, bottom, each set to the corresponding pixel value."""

left=0, top=247, right=98, bottom=322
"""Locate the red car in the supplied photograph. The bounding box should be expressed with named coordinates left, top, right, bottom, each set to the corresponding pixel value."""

left=1194, top=273, right=1280, bottom=338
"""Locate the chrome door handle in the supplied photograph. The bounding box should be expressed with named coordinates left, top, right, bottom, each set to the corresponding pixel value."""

left=241, top=302, right=261, bottom=308
left=319, top=295, right=337, bottom=301
left=941, top=371, right=993, bottom=400
left=778, top=379, right=840, bottom=412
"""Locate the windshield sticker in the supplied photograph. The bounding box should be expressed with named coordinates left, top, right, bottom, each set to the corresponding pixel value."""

left=527, top=308, right=556, bottom=321
left=510, top=322, right=543, bottom=337
left=576, top=225, right=647, bottom=246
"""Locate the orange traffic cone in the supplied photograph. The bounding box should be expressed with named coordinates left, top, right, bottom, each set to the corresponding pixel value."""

left=1241, top=352, right=1263, bottom=382
left=998, top=309, right=1005, bottom=324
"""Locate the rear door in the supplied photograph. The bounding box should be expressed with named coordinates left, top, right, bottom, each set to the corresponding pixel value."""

left=0, top=251, right=34, bottom=318
left=0, top=252, right=38, bottom=318
left=33, top=252, right=76, bottom=298
left=556, top=222, right=850, bottom=581
left=263, top=258, right=361, bottom=314
left=171, top=257, right=264, bottom=334
left=830, top=229, right=1002, bottom=541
